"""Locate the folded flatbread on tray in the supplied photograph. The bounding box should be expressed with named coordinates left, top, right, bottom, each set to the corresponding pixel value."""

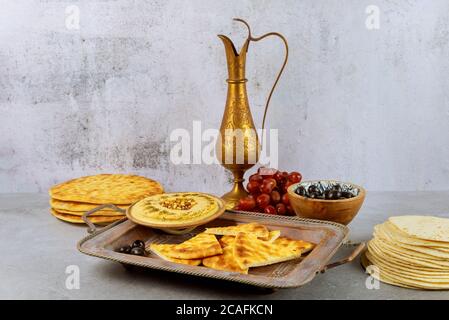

left=148, top=232, right=222, bottom=260
left=202, top=246, right=249, bottom=274
left=233, top=233, right=314, bottom=268
left=148, top=244, right=202, bottom=266
left=219, top=230, right=281, bottom=248
left=205, top=223, right=270, bottom=240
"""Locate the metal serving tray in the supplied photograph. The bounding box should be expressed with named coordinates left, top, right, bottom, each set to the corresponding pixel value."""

left=78, top=210, right=363, bottom=289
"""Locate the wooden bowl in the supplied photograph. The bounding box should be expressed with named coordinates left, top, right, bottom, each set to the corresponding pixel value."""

left=287, top=181, right=366, bottom=225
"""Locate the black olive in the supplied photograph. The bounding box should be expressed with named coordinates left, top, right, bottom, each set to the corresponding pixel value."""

left=325, top=190, right=334, bottom=199
left=324, top=190, right=341, bottom=200
left=331, top=184, right=341, bottom=192
left=308, top=185, right=319, bottom=194
left=308, top=192, right=318, bottom=199
left=341, top=191, right=353, bottom=198
left=118, top=245, right=131, bottom=254
left=324, top=190, right=333, bottom=199
left=132, top=240, right=145, bottom=248
left=296, top=186, right=306, bottom=196
left=130, top=247, right=145, bottom=256
left=332, top=191, right=342, bottom=200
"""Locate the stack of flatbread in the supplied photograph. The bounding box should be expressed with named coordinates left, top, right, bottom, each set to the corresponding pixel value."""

left=366, top=215, right=449, bottom=290
left=148, top=223, right=314, bottom=274
left=49, top=174, right=164, bottom=224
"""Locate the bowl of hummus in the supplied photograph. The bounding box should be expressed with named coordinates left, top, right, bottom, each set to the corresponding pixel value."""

left=126, top=192, right=226, bottom=234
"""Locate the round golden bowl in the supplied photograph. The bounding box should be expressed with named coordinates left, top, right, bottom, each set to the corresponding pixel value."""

left=126, top=192, right=226, bottom=234
left=287, top=180, right=366, bottom=225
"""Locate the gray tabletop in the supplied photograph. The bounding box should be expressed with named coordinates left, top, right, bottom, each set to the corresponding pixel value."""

left=1, top=192, right=449, bottom=300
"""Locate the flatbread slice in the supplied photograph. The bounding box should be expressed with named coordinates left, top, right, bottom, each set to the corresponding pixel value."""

left=148, top=244, right=201, bottom=266
left=367, top=257, right=449, bottom=290
left=368, top=241, right=449, bottom=270
left=266, top=230, right=281, bottom=243
left=51, top=207, right=125, bottom=217
left=149, top=233, right=222, bottom=260
left=233, top=233, right=305, bottom=268
left=374, top=225, right=449, bottom=259
left=202, top=246, right=248, bottom=274
left=50, top=198, right=129, bottom=213
left=272, top=237, right=315, bottom=254
left=366, top=251, right=449, bottom=278
left=380, top=222, right=449, bottom=250
left=219, top=230, right=281, bottom=248
left=205, top=223, right=269, bottom=239
left=49, top=174, right=164, bottom=204
left=50, top=209, right=124, bottom=224
left=389, top=215, right=449, bottom=243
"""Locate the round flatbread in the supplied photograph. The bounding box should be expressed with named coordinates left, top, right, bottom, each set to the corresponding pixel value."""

left=51, top=207, right=125, bottom=217
left=365, top=255, right=449, bottom=290
left=389, top=216, right=449, bottom=243
left=371, top=238, right=449, bottom=266
left=368, top=240, right=449, bottom=270
left=362, top=252, right=428, bottom=290
left=380, top=222, right=449, bottom=250
left=366, top=251, right=449, bottom=278
left=50, top=198, right=129, bottom=212
left=374, top=224, right=449, bottom=259
left=365, top=215, right=449, bottom=290
left=49, top=174, right=164, bottom=204
left=367, top=244, right=449, bottom=275
left=50, top=209, right=124, bottom=224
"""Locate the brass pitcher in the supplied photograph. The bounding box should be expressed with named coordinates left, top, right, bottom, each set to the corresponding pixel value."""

left=216, top=18, right=289, bottom=209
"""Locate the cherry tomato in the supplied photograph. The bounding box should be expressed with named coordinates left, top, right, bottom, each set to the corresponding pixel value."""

left=281, top=171, right=289, bottom=180
left=264, top=205, right=276, bottom=215
left=276, top=203, right=287, bottom=215
left=281, top=193, right=290, bottom=205
left=286, top=205, right=294, bottom=215
left=256, top=193, right=271, bottom=209
left=288, top=172, right=302, bottom=183
left=246, top=181, right=260, bottom=194
left=238, top=196, right=256, bottom=211
left=270, top=190, right=281, bottom=204
left=249, top=174, right=263, bottom=183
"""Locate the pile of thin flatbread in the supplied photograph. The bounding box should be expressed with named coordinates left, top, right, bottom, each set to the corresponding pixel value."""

left=366, top=215, right=449, bottom=290
left=148, top=223, right=315, bottom=274
left=49, top=174, right=163, bottom=224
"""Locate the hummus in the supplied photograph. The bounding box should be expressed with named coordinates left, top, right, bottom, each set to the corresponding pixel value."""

left=129, top=192, right=222, bottom=226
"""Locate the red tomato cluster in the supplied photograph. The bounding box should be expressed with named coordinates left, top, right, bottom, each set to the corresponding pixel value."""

left=235, top=168, right=302, bottom=215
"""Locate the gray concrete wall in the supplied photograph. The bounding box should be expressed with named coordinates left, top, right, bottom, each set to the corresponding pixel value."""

left=1, top=0, right=449, bottom=193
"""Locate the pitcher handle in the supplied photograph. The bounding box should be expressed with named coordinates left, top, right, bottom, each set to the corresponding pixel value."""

left=234, top=18, right=289, bottom=133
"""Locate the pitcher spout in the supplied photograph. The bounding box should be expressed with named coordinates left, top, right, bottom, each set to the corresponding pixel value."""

left=218, top=34, right=250, bottom=81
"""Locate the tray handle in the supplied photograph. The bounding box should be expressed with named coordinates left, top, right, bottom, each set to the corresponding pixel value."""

left=82, top=204, right=126, bottom=234
left=320, top=242, right=365, bottom=273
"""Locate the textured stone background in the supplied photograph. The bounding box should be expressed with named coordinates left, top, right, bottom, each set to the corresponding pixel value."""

left=1, top=0, right=449, bottom=193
